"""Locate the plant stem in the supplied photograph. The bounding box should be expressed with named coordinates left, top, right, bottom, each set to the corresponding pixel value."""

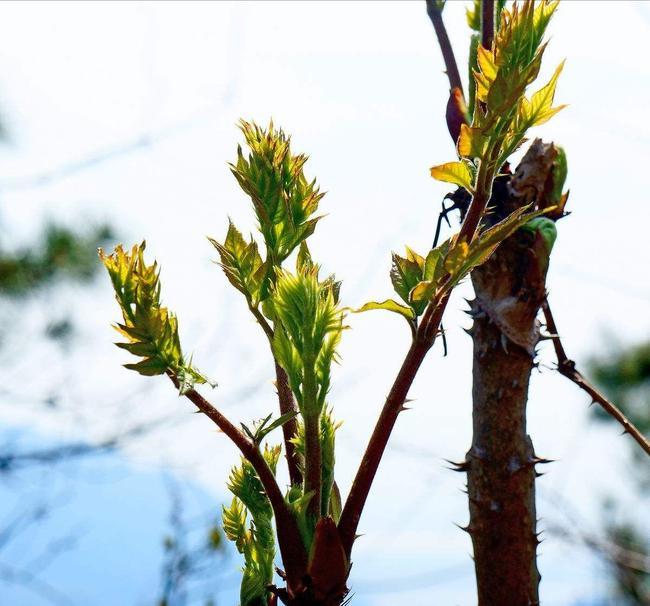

left=338, top=336, right=432, bottom=557
left=302, top=359, right=322, bottom=522
left=251, top=306, right=303, bottom=486
left=339, top=153, right=497, bottom=557
left=167, top=374, right=308, bottom=588
left=426, top=0, right=464, bottom=93
left=542, top=299, right=650, bottom=457
left=481, top=0, right=495, bottom=48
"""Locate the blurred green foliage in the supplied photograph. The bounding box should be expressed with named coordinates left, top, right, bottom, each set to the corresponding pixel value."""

left=0, top=223, right=113, bottom=296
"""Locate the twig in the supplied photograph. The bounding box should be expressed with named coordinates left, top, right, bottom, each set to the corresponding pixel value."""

left=542, top=298, right=650, bottom=457
left=425, top=1, right=464, bottom=93
left=339, top=144, right=499, bottom=556
left=167, top=374, right=308, bottom=585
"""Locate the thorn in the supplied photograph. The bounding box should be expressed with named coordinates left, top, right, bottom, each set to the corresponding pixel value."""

left=531, top=457, right=555, bottom=465
left=454, top=522, right=473, bottom=535
left=500, top=333, right=510, bottom=353
left=444, top=458, right=470, bottom=472
left=194, top=408, right=203, bottom=414
left=398, top=405, right=412, bottom=412
left=538, top=332, right=559, bottom=341
left=462, top=326, right=475, bottom=336
left=535, top=471, right=545, bottom=478
left=403, top=398, right=416, bottom=403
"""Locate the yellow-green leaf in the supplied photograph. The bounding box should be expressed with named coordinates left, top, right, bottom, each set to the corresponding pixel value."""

left=353, top=299, right=415, bottom=321
left=444, top=240, right=469, bottom=275
left=457, top=124, right=488, bottom=159
left=410, top=280, right=437, bottom=305
left=526, top=60, right=566, bottom=126
left=430, top=161, right=474, bottom=192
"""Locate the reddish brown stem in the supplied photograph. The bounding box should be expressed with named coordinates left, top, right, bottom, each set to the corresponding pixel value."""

left=167, top=374, right=308, bottom=588
left=426, top=0, right=464, bottom=93
left=542, top=299, right=650, bottom=457
left=251, top=306, right=303, bottom=486
left=337, top=335, right=432, bottom=557
left=481, top=0, right=495, bottom=48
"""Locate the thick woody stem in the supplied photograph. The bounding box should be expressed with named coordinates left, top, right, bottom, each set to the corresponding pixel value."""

left=542, top=299, right=650, bottom=457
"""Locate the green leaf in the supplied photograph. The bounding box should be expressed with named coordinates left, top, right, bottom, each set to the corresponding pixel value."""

left=100, top=243, right=209, bottom=387
left=521, top=216, right=558, bottom=256
left=353, top=299, right=415, bottom=321
left=550, top=144, right=568, bottom=205
left=519, top=60, right=566, bottom=128
left=254, top=411, right=300, bottom=444
left=410, top=280, right=437, bottom=305
left=457, top=124, right=488, bottom=159
left=466, top=0, right=481, bottom=31
left=209, top=221, right=265, bottom=305
left=222, top=498, right=248, bottom=553
left=390, top=251, right=423, bottom=304
left=430, top=161, right=474, bottom=192
left=444, top=239, right=469, bottom=275
left=230, top=120, right=325, bottom=263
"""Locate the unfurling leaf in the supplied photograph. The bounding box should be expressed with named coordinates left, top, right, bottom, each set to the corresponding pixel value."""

left=230, top=120, right=325, bottom=264
left=99, top=243, right=211, bottom=391
left=209, top=221, right=265, bottom=305
left=271, top=266, right=345, bottom=414
left=224, top=446, right=279, bottom=606
left=430, top=161, right=474, bottom=193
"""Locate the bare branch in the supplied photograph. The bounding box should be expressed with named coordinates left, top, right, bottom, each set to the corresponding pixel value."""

left=542, top=298, right=650, bottom=457
left=426, top=1, right=464, bottom=93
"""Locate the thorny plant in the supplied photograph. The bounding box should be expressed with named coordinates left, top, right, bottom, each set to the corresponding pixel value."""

left=100, top=2, right=648, bottom=605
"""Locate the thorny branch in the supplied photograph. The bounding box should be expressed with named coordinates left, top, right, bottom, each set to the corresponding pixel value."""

left=542, top=298, right=650, bottom=457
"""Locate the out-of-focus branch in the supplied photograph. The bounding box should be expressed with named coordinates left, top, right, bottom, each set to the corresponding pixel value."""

left=542, top=298, right=650, bottom=457
left=0, top=416, right=172, bottom=473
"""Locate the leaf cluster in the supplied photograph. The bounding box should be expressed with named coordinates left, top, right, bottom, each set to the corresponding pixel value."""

left=99, top=242, right=209, bottom=392
left=357, top=205, right=547, bottom=330
left=431, top=0, right=564, bottom=192
left=270, top=264, right=345, bottom=416
left=223, top=445, right=281, bottom=606
left=212, top=121, right=325, bottom=310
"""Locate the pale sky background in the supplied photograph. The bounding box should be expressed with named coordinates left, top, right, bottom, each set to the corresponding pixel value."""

left=0, top=1, right=649, bottom=605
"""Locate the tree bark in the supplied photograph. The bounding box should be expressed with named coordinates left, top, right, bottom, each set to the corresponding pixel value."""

left=465, top=143, right=556, bottom=606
